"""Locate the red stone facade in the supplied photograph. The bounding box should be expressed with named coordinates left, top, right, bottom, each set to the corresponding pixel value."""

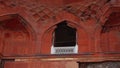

left=0, top=0, right=120, bottom=68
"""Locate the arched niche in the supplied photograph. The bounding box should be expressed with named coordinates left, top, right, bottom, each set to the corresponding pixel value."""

left=51, top=21, right=78, bottom=54
left=40, top=20, right=89, bottom=54
left=100, top=12, right=120, bottom=53
left=0, top=14, right=36, bottom=56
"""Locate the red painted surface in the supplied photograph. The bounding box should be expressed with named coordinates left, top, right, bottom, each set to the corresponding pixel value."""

left=0, top=0, right=119, bottom=68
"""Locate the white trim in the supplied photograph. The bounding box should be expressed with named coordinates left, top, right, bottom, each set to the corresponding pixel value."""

left=51, top=45, right=55, bottom=54
left=51, top=44, right=78, bottom=54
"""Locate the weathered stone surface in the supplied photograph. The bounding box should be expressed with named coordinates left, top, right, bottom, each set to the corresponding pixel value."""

left=86, top=62, right=120, bottom=68
left=0, top=0, right=119, bottom=68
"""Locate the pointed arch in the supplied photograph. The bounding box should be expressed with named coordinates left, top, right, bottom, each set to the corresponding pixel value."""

left=40, top=11, right=90, bottom=54
left=95, top=6, right=120, bottom=54
left=0, top=14, right=36, bottom=56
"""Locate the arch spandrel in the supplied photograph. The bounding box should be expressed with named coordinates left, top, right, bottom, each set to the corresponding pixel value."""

left=40, top=11, right=90, bottom=54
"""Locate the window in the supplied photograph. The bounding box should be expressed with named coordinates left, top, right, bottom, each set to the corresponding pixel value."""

left=51, top=21, right=78, bottom=54
left=54, top=21, right=76, bottom=47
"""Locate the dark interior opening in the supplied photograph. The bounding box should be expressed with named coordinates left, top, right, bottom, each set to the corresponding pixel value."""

left=54, top=21, right=76, bottom=47
left=1, top=59, right=15, bottom=68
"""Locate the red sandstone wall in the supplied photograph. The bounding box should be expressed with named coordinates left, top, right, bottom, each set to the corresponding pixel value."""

left=0, top=0, right=119, bottom=61
left=4, top=61, right=78, bottom=68
left=101, top=30, right=120, bottom=53
left=0, top=0, right=119, bottom=68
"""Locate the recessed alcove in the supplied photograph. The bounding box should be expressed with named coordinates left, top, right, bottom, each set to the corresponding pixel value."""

left=0, top=14, right=35, bottom=56
left=101, top=12, right=120, bottom=53
left=51, top=21, right=78, bottom=54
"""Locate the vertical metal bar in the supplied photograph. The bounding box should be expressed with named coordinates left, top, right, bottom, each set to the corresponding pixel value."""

left=77, top=62, right=88, bottom=68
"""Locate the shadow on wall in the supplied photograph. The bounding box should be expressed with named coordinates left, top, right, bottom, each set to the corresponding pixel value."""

left=0, top=14, right=36, bottom=56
